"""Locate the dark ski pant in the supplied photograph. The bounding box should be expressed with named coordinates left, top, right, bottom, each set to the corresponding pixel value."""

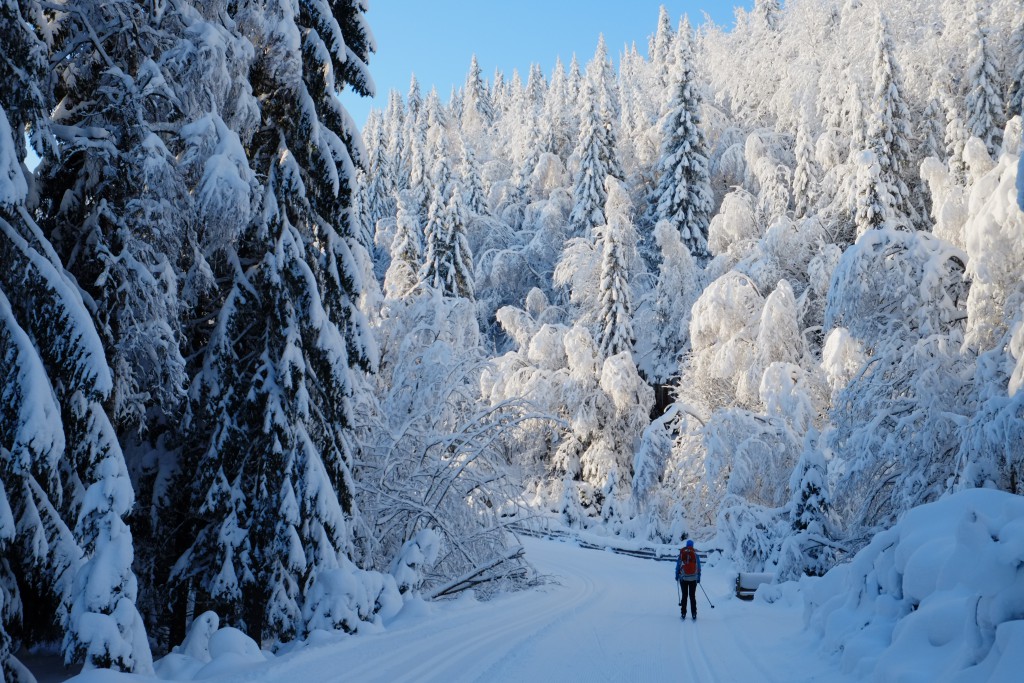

left=680, top=580, right=698, bottom=617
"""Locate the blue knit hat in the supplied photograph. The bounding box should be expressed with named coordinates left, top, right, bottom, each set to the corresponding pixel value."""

left=686, top=540, right=694, bottom=547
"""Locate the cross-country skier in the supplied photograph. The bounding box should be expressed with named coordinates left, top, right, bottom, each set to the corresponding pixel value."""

left=675, top=539, right=701, bottom=620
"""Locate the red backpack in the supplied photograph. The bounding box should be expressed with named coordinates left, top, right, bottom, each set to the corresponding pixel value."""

left=679, top=547, right=698, bottom=575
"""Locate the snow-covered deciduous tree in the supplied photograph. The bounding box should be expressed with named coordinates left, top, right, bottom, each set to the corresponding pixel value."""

left=688, top=273, right=765, bottom=411
left=754, top=0, right=783, bottom=32
left=825, top=227, right=968, bottom=544
left=360, top=287, right=534, bottom=600
left=741, top=280, right=803, bottom=407
left=956, top=139, right=1024, bottom=494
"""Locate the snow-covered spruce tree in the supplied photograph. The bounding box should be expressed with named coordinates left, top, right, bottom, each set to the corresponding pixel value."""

left=505, top=110, right=543, bottom=216
left=4, top=45, right=142, bottom=671
left=866, top=12, right=916, bottom=228
left=853, top=150, right=891, bottom=238
left=383, top=191, right=423, bottom=299
left=441, top=189, right=476, bottom=300
left=634, top=221, right=700, bottom=385
left=792, top=104, right=820, bottom=219
left=567, top=53, right=583, bottom=108
left=38, top=0, right=191, bottom=437
left=776, top=430, right=836, bottom=582
left=540, top=57, right=576, bottom=162
left=1008, top=6, right=1024, bottom=118
left=649, top=5, right=675, bottom=91
left=128, top=1, right=268, bottom=648
left=587, top=34, right=620, bottom=124
left=462, top=54, right=493, bottom=140
left=421, top=124, right=475, bottom=300
left=919, top=84, right=947, bottom=165
left=964, top=8, right=1005, bottom=157
left=526, top=63, right=548, bottom=113
left=364, top=110, right=395, bottom=242
left=459, top=137, right=488, bottom=217
left=383, top=90, right=409, bottom=193
left=597, top=178, right=636, bottom=358
left=405, top=77, right=430, bottom=221
left=18, top=0, right=188, bottom=671
left=174, top=0, right=379, bottom=643
left=568, top=78, right=621, bottom=236
left=942, top=71, right=972, bottom=183
left=650, top=28, right=713, bottom=265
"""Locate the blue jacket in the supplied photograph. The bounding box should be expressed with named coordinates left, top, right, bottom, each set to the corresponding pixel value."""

left=675, top=547, right=701, bottom=582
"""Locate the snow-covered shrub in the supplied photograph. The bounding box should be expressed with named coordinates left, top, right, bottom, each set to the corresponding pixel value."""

left=153, top=612, right=219, bottom=679
left=716, top=495, right=789, bottom=573
left=803, top=489, right=1024, bottom=682
left=775, top=431, right=837, bottom=582
left=708, top=188, right=758, bottom=257
left=389, top=529, right=442, bottom=596
left=304, top=562, right=402, bottom=635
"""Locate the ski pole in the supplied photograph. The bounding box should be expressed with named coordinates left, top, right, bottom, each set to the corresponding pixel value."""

left=676, top=580, right=682, bottom=606
left=700, top=582, right=715, bottom=609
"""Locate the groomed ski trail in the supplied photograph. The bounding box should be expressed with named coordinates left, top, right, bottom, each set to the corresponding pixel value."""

left=214, top=537, right=856, bottom=683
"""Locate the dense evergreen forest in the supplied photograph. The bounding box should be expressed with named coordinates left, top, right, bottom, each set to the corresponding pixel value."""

left=1, top=0, right=1022, bottom=679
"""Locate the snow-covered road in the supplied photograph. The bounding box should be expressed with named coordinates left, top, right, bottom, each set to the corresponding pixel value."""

left=204, top=536, right=855, bottom=683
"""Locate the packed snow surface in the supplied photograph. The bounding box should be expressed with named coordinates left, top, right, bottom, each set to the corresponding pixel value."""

left=62, top=537, right=856, bottom=683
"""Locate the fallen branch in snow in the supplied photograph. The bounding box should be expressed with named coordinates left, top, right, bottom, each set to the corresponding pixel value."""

left=429, top=546, right=526, bottom=599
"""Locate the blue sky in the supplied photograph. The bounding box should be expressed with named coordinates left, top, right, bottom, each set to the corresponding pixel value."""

left=344, top=1, right=753, bottom=129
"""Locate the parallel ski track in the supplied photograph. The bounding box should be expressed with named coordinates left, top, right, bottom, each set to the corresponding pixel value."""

left=381, top=565, right=597, bottom=683
left=234, top=542, right=598, bottom=683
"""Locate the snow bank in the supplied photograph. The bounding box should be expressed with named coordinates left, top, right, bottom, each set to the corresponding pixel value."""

left=803, top=488, right=1024, bottom=682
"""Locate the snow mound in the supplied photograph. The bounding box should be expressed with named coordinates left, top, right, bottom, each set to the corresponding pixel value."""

left=149, top=615, right=270, bottom=681
left=803, top=488, right=1024, bottom=682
